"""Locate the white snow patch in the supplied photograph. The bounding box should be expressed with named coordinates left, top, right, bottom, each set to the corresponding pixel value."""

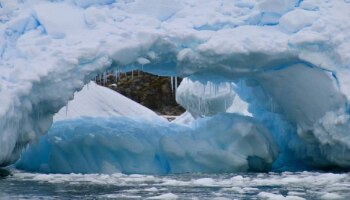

left=54, top=81, right=166, bottom=122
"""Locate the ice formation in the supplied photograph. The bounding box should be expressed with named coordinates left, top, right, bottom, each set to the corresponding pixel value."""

left=17, top=82, right=277, bottom=174
left=16, top=113, right=277, bottom=174
left=1, top=0, right=350, bottom=173
left=176, top=76, right=236, bottom=118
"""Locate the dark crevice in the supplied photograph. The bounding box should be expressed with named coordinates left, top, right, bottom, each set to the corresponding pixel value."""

left=0, top=168, right=12, bottom=178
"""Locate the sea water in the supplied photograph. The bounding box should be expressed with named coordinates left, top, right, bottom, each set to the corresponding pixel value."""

left=1, top=170, right=349, bottom=199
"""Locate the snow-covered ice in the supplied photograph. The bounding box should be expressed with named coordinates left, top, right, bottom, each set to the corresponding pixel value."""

left=53, top=81, right=165, bottom=122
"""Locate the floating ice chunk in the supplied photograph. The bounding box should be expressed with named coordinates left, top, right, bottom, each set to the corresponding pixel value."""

left=193, top=178, right=215, bottom=186
left=258, top=192, right=305, bottom=200
left=279, top=9, right=318, bottom=33
left=147, top=193, right=178, bottom=200
left=319, top=192, right=342, bottom=200
left=144, top=187, right=158, bottom=192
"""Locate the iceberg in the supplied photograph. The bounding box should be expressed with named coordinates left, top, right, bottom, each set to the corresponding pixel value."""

left=1, top=0, right=350, bottom=172
left=16, top=114, right=278, bottom=174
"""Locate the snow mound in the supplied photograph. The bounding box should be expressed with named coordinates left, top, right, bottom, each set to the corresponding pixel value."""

left=54, top=81, right=165, bottom=122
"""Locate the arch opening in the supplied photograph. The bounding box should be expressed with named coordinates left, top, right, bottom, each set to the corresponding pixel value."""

left=5, top=58, right=350, bottom=174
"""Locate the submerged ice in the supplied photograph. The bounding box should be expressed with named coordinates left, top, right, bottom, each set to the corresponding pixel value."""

left=1, top=0, right=350, bottom=173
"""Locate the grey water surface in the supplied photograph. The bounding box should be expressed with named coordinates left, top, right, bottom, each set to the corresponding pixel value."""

left=1, top=170, right=349, bottom=199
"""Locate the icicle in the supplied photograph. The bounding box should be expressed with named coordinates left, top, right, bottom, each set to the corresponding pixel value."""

left=174, top=76, right=178, bottom=94
left=170, top=76, right=174, bottom=93
left=131, top=70, right=134, bottom=80
left=114, top=70, right=118, bottom=82
left=209, top=82, right=212, bottom=95
left=202, top=81, right=206, bottom=95
left=104, top=72, right=107, bottom=85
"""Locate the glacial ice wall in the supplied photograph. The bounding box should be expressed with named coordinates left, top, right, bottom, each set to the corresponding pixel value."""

left=1, top=0, right=350, bottom=171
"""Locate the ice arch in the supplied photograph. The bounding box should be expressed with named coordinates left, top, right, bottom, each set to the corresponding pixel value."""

left=1, top=0, right=350, bottom=171
left=175, top=63, right=350, bottom=170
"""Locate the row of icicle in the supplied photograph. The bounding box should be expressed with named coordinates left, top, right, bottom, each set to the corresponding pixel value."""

left=94, top=70, right=179, bottom=94
left=63, top=71, right=180, bottom=116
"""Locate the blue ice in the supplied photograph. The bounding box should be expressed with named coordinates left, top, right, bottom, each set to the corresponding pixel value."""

left=16, top=113, right=278, bottom=174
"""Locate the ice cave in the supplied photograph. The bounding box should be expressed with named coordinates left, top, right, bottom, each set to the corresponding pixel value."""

left=1, top=0, right=350, bottom=176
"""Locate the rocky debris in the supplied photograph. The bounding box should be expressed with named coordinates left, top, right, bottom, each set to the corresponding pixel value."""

left=96, top=71, right=185, bottom=116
